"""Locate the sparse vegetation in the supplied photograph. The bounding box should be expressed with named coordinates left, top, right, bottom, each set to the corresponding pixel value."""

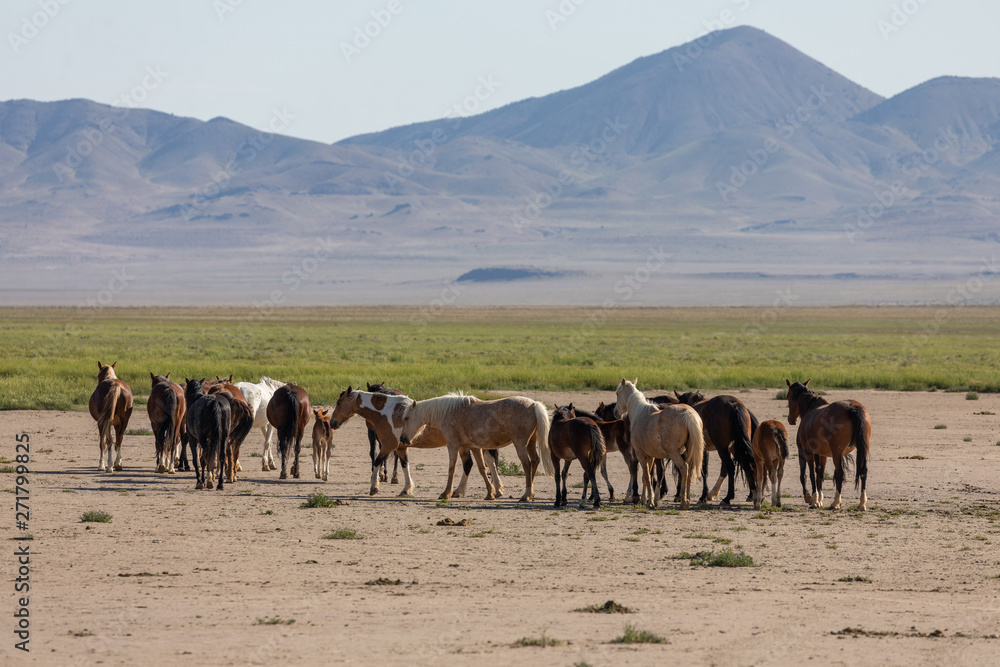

left=496, top=456, right=523, bottom=477
left=513, top=630, right=562, bottom=648
left=125, top=428, right=153, bottom=436
left=934, top=424, right=947, bottom=430
left=575, top=600, right=634, bottom=614
left=299, top=492, right=341, bottom=508
left=612, top=623, right=668, bottom=644
left=81, top=510, right=112, bottom=523
left=323, top=529, right=361, bottom=540
left=255, top=617, right=294, bottom=625
left=966, top=392, right=979, bottom=400
left=679, top=548, right=755, bottom=567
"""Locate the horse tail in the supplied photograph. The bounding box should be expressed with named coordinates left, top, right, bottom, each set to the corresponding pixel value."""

left=161, top=387, right=178, bottom=457
left=588, top=422, right=606, bottom=474
left=532, top=401, right=554, bottom=476
left=774, top=424, right=789, bottom=461
left=748, top=408, right=760, bottom=439
left=100, top=381, right=122, bottom=445
left=278, top=390, right=301, bottom=453
left=848, top=404, right=869, bottom=490
left=685, top=408, right=704, bottom=482
left=729, top=404, right=755, bottom=485
left=230, top=400, right=254, bottom=447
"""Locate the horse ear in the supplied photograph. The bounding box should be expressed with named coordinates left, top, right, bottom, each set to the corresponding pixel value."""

left=633, top=377, right=638, bottom=386
left=150, top=372, right=155, bottom=381
left=804, top=379, right=810, bottom=386
left=112, top=361, right=117, bottom=369
left=569, top=403, right=574, bottom=410
left=165, top=373, right=170, bottom=380
left=786, top=379, right=791, bottom=387
left=227, top=374, right=233, bottom=383
left=98, top=360, right=103, bottom=370
left=674, top=390, right=681, bottom=398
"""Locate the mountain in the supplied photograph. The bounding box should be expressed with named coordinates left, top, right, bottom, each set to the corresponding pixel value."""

left=2, top=27, right=1000, bottom=307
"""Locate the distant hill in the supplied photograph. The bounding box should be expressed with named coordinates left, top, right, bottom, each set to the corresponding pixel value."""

left=2, top=26, right=999, bottom=307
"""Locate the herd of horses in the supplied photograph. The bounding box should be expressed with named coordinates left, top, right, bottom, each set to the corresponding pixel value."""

left=89, top=361, right=871, bottom=511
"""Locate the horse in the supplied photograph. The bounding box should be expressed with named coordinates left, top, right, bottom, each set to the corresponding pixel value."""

left=550, top=405, right=606, bottom=508
left=615, top=379, right=704, bottom=509
left=203, top=376, right=255, bottom=482
left=571, top=405, right=629, bottom=501
left=147, top=373, right=186, bottom=474
left=595, top=401, right=668, bottom=503
left=786, top=379, right=871, bottom=510
left=183, top=378, right=231, bottom=490
left=365, top=382, right=405, bottom=484
left=752, top=420, right=788, bottom=510
left=235, top=376, right=286, bottom=471
left=674, top=390, right=757, bottom=506
left=401, top=392, right=552, bottom=502
left=88, top=361, right=134, bottom=472
left=311, top=407, right=333, bottom=481
left=266, top=383, right=311, bottom=479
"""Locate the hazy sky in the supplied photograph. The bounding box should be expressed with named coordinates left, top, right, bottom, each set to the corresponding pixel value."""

left=2, top=0, right=998, bottom=144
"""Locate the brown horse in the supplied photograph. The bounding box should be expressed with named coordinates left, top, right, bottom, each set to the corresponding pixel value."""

left=551, top=405, right=606, bottom=508
left=786, top=380, right=871, bottom=510
left=147, top=373, right=186, bottom=474
left=311, top=407, right=333, bottom=481
left=674, top=391, right=757, bottom=506
left=267, top=383, right=311, bottom=479
left=204, top=377, right=254, bottom=483
left=752, top=420, right=788, bottom=510
left=88, top=361, right=133, bottom=472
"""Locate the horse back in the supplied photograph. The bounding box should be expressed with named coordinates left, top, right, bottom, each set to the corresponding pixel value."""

left=800, top=400, right=865, bottom=455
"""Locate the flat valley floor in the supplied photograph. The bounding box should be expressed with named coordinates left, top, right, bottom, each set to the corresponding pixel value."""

left=2, top=388, right=999, bottom=665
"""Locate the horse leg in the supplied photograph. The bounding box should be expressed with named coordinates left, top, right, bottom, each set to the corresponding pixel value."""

left=815, top=455, right=827, bottom=507
left=554, top=457, right=565, bottom=507
left=515, top=442, right=535, bottom=502
left=600, top=457, right=614, bottom=501
left=770, top=460, right=781, bottom=508
left=625, top=451, right=639, bottom=504
left=398, top=448, right=415, bottom=497
left=313, top=439, right=321, bottom=479
left=468, top=449, right=494, bottom=500
left=322, top=437, right=332, bottom=482
left=391, top=453, right=400, bottom=485
left=753, top=457, right=765, bottom=510
left=578, top=460, right=592, bottom=509
left=279, top=435, right=289, bottom=480
left=717, top=446, right=736, bottom=506
left=487, top=450, right=505, bottom=496
left=830, top=455, right=845, bottom=510
left=797, top=443, right=811, bottom=506
left=637, top=453, right=652, bottom=508
left=669, top=451, right=692, bottom=510
left=439, top=445, right=460, bottom=500
left=697, top=455, right=709, bottom=504
left=455, top=450, right=473, bottom=498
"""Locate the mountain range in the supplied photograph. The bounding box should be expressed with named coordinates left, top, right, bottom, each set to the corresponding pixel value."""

left=2, top=25, right=999, bottom=308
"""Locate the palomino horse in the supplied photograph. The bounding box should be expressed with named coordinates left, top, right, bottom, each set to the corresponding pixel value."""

left=551, top=405, right=606, bottom=508
left=401, top=393, right=552, bottom=502
left=786, top=379, right=871, bottom=510
left=311, top=407, right=333, bottom=481
left=235, top=376, right=286, bottom=471
left=183, top=379, right=231, bottom=490
left=202, top=377, right=255, bottom=483
left=596, top=400, right=669, bottom=502
left=674, top=391, right=757, bottom=506
left=147, top=373, right=186, bottom=474
left=88, top=361, right=133, bottom=472
left=615, top=379, right=704, bottom=509
left=752, top=419, right=788, bottom=510
left=266, top=383, right=311, bottom=479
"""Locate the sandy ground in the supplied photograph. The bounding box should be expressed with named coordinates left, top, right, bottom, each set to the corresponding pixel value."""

left=2, top=388, right=1000, bottom=666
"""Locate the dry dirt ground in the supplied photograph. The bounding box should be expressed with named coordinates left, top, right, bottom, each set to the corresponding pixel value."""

left=2, top=388, right=1000, bottom=666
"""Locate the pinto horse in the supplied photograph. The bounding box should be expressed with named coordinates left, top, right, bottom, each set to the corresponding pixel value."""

left=88, top=361, right=133, bottom=472
left=551, top=405, right=606, bottom=508
left=786, top=380, right=871, bottom=511
left=365, top=382, right=405, bottom=484
left=311, top=407, right=333, bottom=481
left=401, top=393, right=552, bottom=502
left=752, top=420, right=789, bottom=510
left=674, top=391, right=756, bottom=506
left=147, top=373, right=186, bottom=474
left=267, top=383, right=311, bottom=479
left=183, top=379, right=231, bottom=490
left=615, top=379, right=704, bottom=509
left=235, top=376, right=286, bottom=471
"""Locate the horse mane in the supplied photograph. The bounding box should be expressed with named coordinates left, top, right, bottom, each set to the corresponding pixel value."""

left=411, top=394, right=477, bottom=426
left=259, top=376, right=285, bottom=390
left=621, top=382, right=660, bottom=422
left=791, top=384, right=829, bottom=411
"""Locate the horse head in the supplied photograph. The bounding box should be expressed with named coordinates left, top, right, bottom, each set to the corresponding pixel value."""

left=330, top=386, right=356, bottom=430
left=785, top=379, right=810, bottom=425
left=97, top=360, right=118, bottom=382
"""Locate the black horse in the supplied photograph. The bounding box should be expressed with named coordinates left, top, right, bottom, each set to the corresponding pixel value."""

left=183, top=379, right=231, bottom=490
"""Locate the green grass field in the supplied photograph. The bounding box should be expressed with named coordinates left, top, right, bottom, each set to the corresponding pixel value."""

left=1, top=306, right=998, bottom=410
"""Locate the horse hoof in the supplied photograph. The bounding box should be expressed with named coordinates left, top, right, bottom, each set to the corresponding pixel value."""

left=720, top=499, right=731, bottom=507
left=370, top=487, right=379, bottom=496
left=279, top=473, right=288, bottom=480
left=236, top=462, right=242, bottom=472
left=398, top=491, right=413, bottom=498
left=680, top=502, right=690, bottom=510
left=268, top=463, right=277, bottom=471
left=196, top=482, right=205, bottom=490
left=391, top=477, right=399, bottom=485
left=322, top=474, right=328, bottom=482
left=262, top=464, right=270, bottom=472
left=114, top=464, right=123, bottom=472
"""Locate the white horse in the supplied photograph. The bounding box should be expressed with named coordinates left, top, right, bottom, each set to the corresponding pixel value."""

left=235, top=376, right=286, bottom=471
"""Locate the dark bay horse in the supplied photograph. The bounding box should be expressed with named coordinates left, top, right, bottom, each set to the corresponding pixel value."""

left=267, top=383, right=311, bottom=479
left=550, top=405, right=606, bottom=508
left=786, top=380, right=871, bottom=510
left=88, top=361, right=133, bottom=472
left=183, top=378, right=231, bottom=490
left=147, top=373, right=186, bottom=474
left=675, top=391, right=757, bottom=506
left=572, top=405, right=629, bottom=501
left=204, top=376, right=255, bottom=483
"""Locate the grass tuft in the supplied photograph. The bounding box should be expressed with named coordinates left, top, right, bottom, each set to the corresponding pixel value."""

left=611, top=623, right=668, bottom=644
left=81, top=510, right=112, bottom=523
left=496, top=456, right=523, bottom=477
left=299, top=491, right=340, bottom=508
left=322, top=528, right=361, bottom=540
left=681, top=548, right=755, bottom=567
left=513, top=630, right=562, bottom=648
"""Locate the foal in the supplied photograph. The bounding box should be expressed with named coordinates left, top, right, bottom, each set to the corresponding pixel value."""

left=751, top=420, right=788, bottom=510
left=312, top=407, right=333, bottom=481
left=550, top=405, right=606, bottom=508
